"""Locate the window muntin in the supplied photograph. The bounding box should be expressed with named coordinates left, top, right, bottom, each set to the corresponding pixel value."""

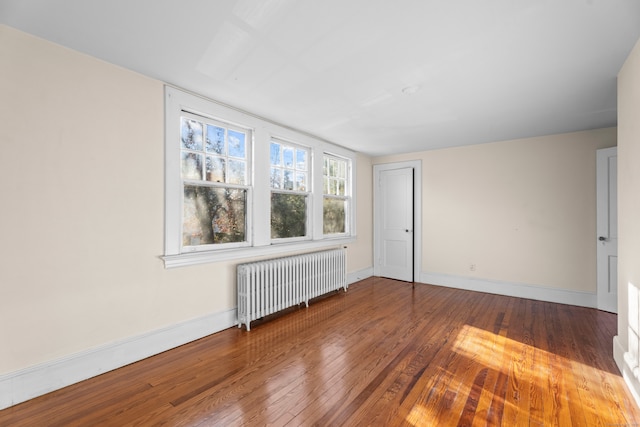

left=323, top=154, right=350, bottom=235
left=270, top=140, right=310, bottom=240
left=180, top=112, right=251, bottom=250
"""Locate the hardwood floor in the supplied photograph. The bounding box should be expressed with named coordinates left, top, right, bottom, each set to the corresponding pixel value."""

left=1, top=277, right=639, bottom=426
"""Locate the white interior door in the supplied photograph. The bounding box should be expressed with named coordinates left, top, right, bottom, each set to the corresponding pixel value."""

left=375, top=167, right=414, bottom=282
left=597, top=146, right=618, bottom=313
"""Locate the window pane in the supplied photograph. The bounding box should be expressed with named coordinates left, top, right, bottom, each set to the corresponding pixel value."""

left=228, top=160, right=246, bottom=185
left=271, top=167, right=282, bottom=188
left=181, top=152, right=203, bottom=180
left=339, top=161, right=346, bottom=178
left=228, top=130, right=246, bottom=158
left=183, top=185, right=246, bottom=245
left=338, top=179, right=345, bottom=196
left=271, top=193, right=307, bottom=239
left=283, top=147, right=294, bottom=168
left=206, top=156, right=225, bottom=182
left=296, top=149, right=307, bottom=170
left=283, top=170, right=294, bottom=190
left=329, top=178, right=337, bottom=195
left=270, top=142, right=281, bottom=166
left=181, top=118, right=203, bottom=150
left=296, top=172, right=307, bottom=192
left=206, top=125, right=225, bottom=154
left=323, top=197, right=346, bottom=234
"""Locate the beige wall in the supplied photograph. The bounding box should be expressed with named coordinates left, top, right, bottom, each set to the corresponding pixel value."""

left=375, top=128, right=616, bottom=292
left=0, top=25, right=373, bottom=375
left=346, top=153, right=373, bottom=273
left=616, top=36, right=640, bottom=398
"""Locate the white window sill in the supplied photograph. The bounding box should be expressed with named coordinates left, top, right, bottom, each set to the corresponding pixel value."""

left=161, top=237, right=355, bottom=268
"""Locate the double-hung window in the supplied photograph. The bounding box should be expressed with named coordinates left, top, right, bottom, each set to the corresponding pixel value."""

left=270, top=139, right=310, bottom=241
left=164, top=86, right=356, bottom=267
left=323, top=154, right=350, bottom=235
left=180, top=112, right=251, bottom=250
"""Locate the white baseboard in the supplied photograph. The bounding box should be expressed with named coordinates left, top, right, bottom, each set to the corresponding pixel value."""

left=0, top=308, right=237, bottom=410
left=614, top=335, right=640, bottom=407
left=347, top=267, right=373, bottom=285
left=613, top=334, right=626, bottom=372
left=0, top=267, right=374, bottom=411
left=420, top=272, right=597, bottom=308
left=4, top=268, right=593, bottom=410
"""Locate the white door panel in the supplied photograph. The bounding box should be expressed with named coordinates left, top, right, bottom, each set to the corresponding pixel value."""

left=378, top=167, right=413, bottom=281
left=597, top=147, right=617, bottom=313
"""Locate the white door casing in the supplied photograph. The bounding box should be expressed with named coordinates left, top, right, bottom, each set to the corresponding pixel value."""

left=373, top=161, right=422, bottom=282
left=596, top=146, right=618, bottom=313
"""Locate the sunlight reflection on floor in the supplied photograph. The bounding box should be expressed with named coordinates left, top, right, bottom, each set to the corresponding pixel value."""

left=406, top=403, right=433, bottom=426
left=403, top=323, right=630, bottom=426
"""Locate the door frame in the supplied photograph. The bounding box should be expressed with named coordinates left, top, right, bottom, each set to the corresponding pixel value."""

left=373, top=160, right=422, bottom=282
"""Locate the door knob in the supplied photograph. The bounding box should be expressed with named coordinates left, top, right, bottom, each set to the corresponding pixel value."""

left=598, top=236, right=607, bottom=241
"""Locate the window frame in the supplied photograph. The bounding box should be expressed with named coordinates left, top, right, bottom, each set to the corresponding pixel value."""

left=163, top=86, right=356, bottom=268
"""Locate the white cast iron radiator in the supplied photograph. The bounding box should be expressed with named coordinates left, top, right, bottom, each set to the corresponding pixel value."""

left=237, top=248, right=347, bottom=331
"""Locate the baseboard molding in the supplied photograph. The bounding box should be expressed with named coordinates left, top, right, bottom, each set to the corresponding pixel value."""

left=347, top=267, right=373, bottom=285
left=614, top=335, right=640, bottom=407
left=3, top=268, right=591, bottom=410
left=0, top=308, right=237, bottom=410
left=420, top=272, right=597, bottom=308
left=613, top=335, right=626, bottom=373
left=0, top=268, right=374, bottom=411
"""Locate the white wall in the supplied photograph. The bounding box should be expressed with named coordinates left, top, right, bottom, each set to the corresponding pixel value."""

left=0, top=25, right=373, bottom=407
left=614, top=36, right=640, bottom=404
left=374, top=128, right=616, bottom=303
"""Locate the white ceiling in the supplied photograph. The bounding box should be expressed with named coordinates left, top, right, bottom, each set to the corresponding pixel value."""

left=1, top=0, right=639, bottom=156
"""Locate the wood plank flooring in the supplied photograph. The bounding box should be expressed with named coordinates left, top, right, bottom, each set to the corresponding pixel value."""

left=1, top=277, right=639, bottom=426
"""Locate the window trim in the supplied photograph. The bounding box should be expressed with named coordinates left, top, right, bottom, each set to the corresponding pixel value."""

left=163, top=86, right=356, bottom=268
